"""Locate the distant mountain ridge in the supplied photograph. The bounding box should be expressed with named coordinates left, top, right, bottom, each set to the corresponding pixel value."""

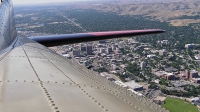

left=74, top=0, right=200, bottom=26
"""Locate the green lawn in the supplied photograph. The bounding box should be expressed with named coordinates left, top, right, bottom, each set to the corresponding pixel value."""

left=162, top=97, right=199, bottom=112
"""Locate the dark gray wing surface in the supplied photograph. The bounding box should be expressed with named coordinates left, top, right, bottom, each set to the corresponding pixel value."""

left=0, top=36, right=168, bottom=112
left=29, top=29, right=165, bottom=47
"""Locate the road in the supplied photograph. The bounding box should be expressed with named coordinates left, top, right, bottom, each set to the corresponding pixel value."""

left=58, top=12, right=87, bottom=32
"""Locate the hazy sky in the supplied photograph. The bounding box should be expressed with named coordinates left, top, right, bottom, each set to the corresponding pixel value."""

left=12, top=0, right=92, bottom=5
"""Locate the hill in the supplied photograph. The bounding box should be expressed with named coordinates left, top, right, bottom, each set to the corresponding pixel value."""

left=75, top=0, right=200, bottom=26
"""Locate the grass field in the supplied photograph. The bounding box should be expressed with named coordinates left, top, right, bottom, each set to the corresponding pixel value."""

left=162, top=97, right=199, bottom=112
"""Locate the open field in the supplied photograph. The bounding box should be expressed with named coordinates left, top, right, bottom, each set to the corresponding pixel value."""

left=162, top=97, right=199, bottom=112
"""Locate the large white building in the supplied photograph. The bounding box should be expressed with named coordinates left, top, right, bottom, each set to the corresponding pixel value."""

left=125, top=81, right=143, bottom=91
left=185, top=44, right=196, bottom=49
left=147, top=54, right=156, bottom=58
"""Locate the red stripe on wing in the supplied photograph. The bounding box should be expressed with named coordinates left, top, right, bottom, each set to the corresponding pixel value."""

left=89, top=29, right=164, bottom=36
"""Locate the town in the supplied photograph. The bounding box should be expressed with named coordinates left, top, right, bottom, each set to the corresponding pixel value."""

left=51, top=38, right=200, bottom=104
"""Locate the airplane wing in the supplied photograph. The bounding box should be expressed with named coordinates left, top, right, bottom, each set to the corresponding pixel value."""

left=29, top=29, right=164, bottom=47
left=0, top=37, right=168, bottom=112
left=0, top=0, right=167, bottom=112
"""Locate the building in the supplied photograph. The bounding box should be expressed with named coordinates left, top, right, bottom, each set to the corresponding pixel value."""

left=83, top=61, right=89, bottom=67
left=185, top=70, right=199, bottom=80
left=72, top=49, right=80, bottom=57
left=114, top=48, right=121, bottom=54
left=110, top=59, right=117, bottom=63
left=190, top=70, right=198, bottom=79
left=194, top=102, right=200, bottom=109
left=99, top=48, right=106, bottom=53
left=106, top=77, right=116, bottom=81
left=80, top=46, right=86, bottom=52
left=185, top=70, right=190, bottom=79
left=100, top=72, right=111, bottom=77
left=120, top=64, right=126, bottom=69
left=189, top=97, right=200, bottom=108
left=62, top=54, right=71, bottom=59
left=195, top=55, right=200, bottom=60
left=184, top=70, right=200, bottom=82
left=153, top=96, right=166, bottom=105
left=147, top=54, right=156, bottom=58
left=144, top=48, right=151, bottom=51
left=99, top=40, right=107, bottom=43
left=140, top=61, right=146, bottom=69
left=155, top=71, right=175, bottom=80
left=125, top=81, right=143, bottom=91
left=154, top=79, right=160, bottom=84
left=164, top=73, right=175, bottom=80
left=161, top=40, right=169, bottom=44
left=165, top=67, right=178, bottom=72
left=79, top=43, right=86, bottom=51
left=159, top=49, right=167, bottom=56
left=97, top=44, right=103, bottom=48
left=185, top=44, right=196, bottom=49
left=178, top=72, right=187, bottom=79
left=100, top=72, right=115, bottom=81
left=155, top=71, right=166, bottom=77
left=191, top=78, right=200, bottom=83
left=190, top=97, right=200, bottom=102
left=111, top=64, right=120, bottom=70
left=86, top=45, right=93, bottom=55
left=107, top=47, right=112, bottom=54
left=111, top=45, right=116, bottom=51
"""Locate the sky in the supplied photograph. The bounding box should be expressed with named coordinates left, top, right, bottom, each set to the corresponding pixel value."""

left=12, top=0, right=94, bottom=5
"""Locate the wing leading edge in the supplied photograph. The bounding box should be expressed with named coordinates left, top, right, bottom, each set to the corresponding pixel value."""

left=29, top=29, right=165, bottom=47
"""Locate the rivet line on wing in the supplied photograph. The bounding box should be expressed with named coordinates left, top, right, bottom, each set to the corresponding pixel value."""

left=37, top=50, right=109, bottom=111
left=21, top=45, right=60, bottom=112
left=23, top=45, right=66, bottom=62
left=39, top=81, right=60, bottom=112
left=77, top=84, right=108, bottom=111
left=37, top=50, right=76, bottom=84
left=0, top=38, right=19, bottom=101
left=79, top=71, right=144, bottom=111
left=69, top=59, right=142, bottom=110
left=68, top=59, right=166, bottom=112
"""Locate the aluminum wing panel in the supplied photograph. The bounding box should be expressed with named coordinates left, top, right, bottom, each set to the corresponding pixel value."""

left=0, top=37, right=168, bottom=112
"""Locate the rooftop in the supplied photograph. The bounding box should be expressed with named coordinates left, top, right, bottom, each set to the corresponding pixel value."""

left=125, top=81, right=143, bottom=89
